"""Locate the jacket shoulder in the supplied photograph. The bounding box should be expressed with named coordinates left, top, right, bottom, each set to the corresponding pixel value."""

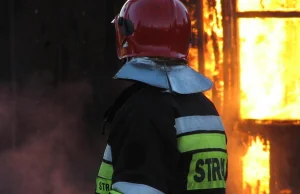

left=124, top=86, right=170, bottom=110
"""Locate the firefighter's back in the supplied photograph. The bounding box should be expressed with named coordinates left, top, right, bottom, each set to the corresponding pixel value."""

left=124, top=85, right=228, bottom=194
left=167, top=89, right=227, bottom=194
left=95, top=83, right=227, bottom=194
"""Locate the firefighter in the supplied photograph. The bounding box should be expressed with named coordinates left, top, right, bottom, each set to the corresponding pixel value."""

left=95, top=0, right=228, bottom=193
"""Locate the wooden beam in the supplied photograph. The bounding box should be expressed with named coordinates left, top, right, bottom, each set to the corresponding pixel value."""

left=236, top=11, right=300, bottom=18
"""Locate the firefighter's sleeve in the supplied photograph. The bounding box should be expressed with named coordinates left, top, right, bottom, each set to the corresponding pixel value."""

left=108, top=101, right=178, bottom=194
left=96, top=144, right=113, bottom=194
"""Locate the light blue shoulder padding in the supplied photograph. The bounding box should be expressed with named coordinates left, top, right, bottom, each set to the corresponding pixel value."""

left=113, top=58, right=213, bottom=94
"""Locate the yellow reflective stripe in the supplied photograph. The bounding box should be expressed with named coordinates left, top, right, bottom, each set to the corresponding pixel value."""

left=98, top=161, right=113, bottom=179
left=177, top=133, right=226, bottom=153
left=187, top=151, right=227, bottom=190
left=96, top=177, right=112, bottom=194
left=109, top=190, right=122, bottom=194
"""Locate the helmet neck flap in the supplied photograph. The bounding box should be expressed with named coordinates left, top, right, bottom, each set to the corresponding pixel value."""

left=114, top=57, right=213, bottom=94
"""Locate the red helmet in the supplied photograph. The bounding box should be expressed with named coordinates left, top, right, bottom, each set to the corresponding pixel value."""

left=113, top=0, right=191, bottom=61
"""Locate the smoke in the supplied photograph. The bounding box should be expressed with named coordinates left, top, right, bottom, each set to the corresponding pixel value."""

left=226, top=125, right=246, bottom=194
left=0, top=77, right=103, bottom=194
left=219, top=90, right=247, bottom=193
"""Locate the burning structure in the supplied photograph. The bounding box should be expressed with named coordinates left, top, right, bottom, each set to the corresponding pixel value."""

left=181, top=0, right=300, bottom=193
left=1, top=0, right=299, bottom=193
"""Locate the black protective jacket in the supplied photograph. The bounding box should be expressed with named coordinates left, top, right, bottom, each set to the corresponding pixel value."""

left=96, top=83, right=227, bottom=194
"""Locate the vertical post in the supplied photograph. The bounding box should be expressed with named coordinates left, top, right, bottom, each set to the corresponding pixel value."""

left=270, top=136, right=275, bottom=194
left=57, top=0, right=63, bottom=85
left=222, top=0, right=244, bottom=194
left=222, top=0, right=240, bottom=121
left=256, top=180, right=261, bottom=194
left=222, top=0, right=233, bottom=122
left=195, top=0, right=205, bottom=74
left=0, top=0, right=11, bottom=82
left=9, top=0, right=16, bottom=149
left=232, top=0, right=240, bottom=121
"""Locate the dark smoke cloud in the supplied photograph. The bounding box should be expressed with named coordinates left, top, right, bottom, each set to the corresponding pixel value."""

left=0, top=78, right=103, bottom=194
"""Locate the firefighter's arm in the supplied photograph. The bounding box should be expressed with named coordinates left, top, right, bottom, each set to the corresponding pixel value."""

left=95, top=144, right=114, bottom=194
left=108, top=100, right=178, bottom=194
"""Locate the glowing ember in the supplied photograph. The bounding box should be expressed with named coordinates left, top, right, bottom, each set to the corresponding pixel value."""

left=239, top=17, right=300, bottom=120
left=242, top=136, right=270, bottom=194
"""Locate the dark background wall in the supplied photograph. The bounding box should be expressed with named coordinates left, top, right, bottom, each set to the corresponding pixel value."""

left=0, top=0, right=129, bottom=193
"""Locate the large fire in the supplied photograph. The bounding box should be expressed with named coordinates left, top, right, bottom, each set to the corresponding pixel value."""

left=238, top=1, right=300, bottom=120
left=186, top=0, right=299, bottom=193
left=242, top=136, right=270, bottom=194
left=238, top=1, right=300, bottom=194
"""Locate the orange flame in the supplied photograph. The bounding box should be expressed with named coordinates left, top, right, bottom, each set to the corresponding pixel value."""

left=238, top=1, right=299, bottom=194
left=242, top=136, right=270, bottom=194
left=187, top=0, right=224, bottom=102
left=188, top=48, right=199, bottom=72
left=238, top=7, right=300, bottom=120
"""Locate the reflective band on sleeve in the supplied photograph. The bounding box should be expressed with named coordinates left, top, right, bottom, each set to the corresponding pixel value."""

left=96, top=176, right=112, bottom=194
left=175, top=116, right=224, bottom=135
left=98, top=161, right=113, bottom=179
left=177, top=133, right=226, bottom=153
left=109, top=190, right=122, bottom=194
left=112, top=182, right=164, bottom=194
left=103, top=145, right=112, bottom=162
left=187, top=151, right=227, bottom=190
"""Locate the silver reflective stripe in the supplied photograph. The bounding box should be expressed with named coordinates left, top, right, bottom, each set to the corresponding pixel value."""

left=175, top=115, right=224, bottom=135
left=112, top=182, right=164, bottom=194
left=103, top=144, right=112, bottom=162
